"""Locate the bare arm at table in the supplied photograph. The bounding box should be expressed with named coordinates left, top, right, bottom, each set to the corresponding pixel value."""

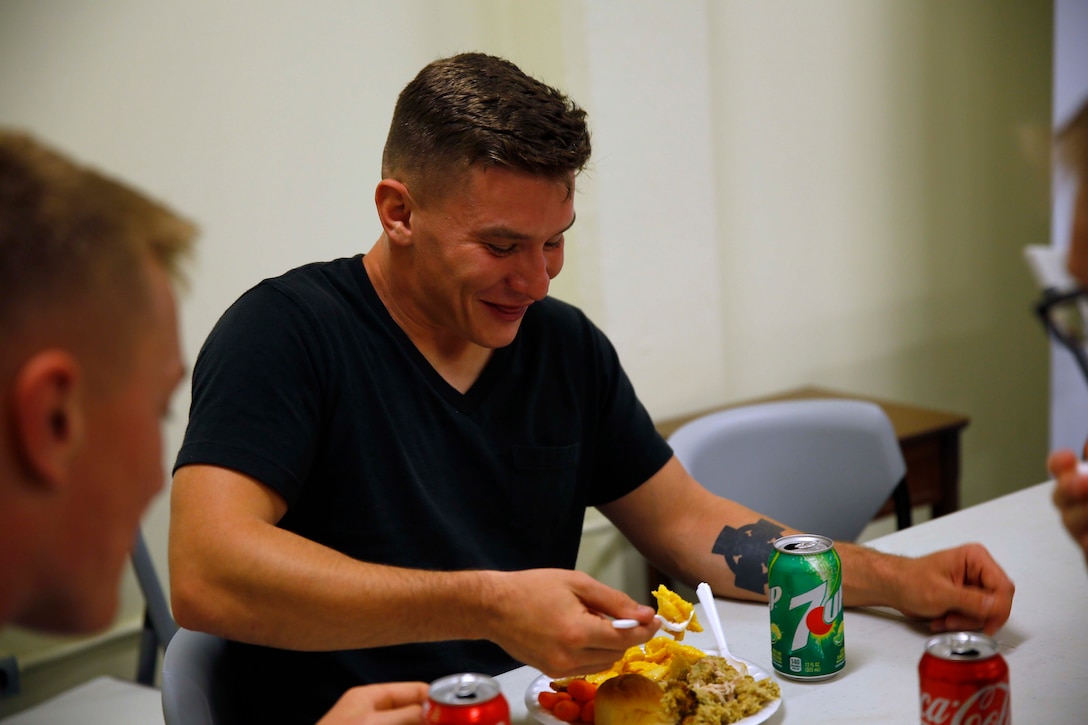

left=598, top=456, right=799, bottom=603
left=169, top=464, right=658, bottom=677
left=601, top=456, right=1014, bottom=635
left=1067, top=185, right=1088, bottom=286
left=1049, top=448, right=1088, bottom=564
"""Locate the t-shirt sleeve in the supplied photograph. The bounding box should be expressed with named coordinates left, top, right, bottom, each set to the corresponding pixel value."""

left=174, top=283, right=325, bottom=506
left=582, top=320, right=674, bottom=506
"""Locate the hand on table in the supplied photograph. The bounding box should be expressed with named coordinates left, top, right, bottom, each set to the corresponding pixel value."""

left=317, top=681, right=430, bottom=725
left=485, top=568, right=659, bottom=678
left=890, top=543, right=1014, bottom=636
left=1049, top=448, right=1088, bottom=563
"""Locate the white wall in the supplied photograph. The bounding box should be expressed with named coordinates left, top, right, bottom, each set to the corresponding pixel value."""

left=0, top=0, right=1053, bottom=704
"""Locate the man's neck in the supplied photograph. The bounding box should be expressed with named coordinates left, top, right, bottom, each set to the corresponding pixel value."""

left=362, top=246, right=491, bottom=394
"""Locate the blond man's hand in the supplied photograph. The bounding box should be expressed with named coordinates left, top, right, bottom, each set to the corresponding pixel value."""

left=317, top=681, right=430, bottom=725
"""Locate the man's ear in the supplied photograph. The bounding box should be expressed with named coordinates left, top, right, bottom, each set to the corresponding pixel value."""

left=374, top=179, right=414, bottom=246
left=11, top=349, right=84, bottom=489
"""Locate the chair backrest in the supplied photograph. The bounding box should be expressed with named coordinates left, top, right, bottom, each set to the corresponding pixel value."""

left=131, top=529, right=178, bottom=686
left=668, top=398, right=908, bottom=542
left=1024, top=244, right=1088, bottom=387
left=161, top=628, right=233, bottom=725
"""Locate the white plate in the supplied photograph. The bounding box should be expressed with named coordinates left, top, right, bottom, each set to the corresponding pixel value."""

left=524, top=660, right=782, bottom=725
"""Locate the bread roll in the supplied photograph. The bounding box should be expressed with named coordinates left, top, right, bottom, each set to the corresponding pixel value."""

left=593, top=674, right=672, bottom=725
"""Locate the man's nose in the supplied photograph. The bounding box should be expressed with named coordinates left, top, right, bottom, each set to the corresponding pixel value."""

left=509, top=249, right=552, bottom=300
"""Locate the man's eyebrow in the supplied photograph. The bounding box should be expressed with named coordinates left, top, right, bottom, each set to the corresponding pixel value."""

left=478, top=213, right=577, bottom=242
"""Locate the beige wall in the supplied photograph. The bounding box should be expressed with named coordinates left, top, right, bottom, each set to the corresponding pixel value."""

left=572, top=2, right=1052, bottom=511
left=0, top=0, right=1052, bottom=709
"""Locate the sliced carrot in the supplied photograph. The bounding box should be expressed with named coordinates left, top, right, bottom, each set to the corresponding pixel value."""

left=552, top=699, right=582, bottom=722
left=540, top=691, right=573, bottom=709
left=579, top=699, right=595, bottom=723
left=566, top=678, right=598, bottom=703
left=538, top=691, right=559, bottom=710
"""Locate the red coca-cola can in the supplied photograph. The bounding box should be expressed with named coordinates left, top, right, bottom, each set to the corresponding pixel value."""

left=423, top=672, right=510, bottom=725
left=919, top=632, right=1010, bottom=725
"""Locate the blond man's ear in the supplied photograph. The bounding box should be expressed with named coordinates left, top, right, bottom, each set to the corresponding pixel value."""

left=11, top=349, right=85, bottom=489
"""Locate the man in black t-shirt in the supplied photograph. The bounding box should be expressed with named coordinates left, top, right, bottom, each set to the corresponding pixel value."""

left=170, top=53, right=1016, bottom=723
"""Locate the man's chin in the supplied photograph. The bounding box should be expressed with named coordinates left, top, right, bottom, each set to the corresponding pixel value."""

left=480, top=333, right=519, bottom=349
left=474, top=322, right=523, bottom=349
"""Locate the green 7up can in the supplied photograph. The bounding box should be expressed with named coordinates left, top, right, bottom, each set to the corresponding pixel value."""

left=768, top=534, right=845, bottom=680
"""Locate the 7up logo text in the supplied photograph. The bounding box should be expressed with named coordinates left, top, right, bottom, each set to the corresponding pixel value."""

left=769, top=580, right=843, bottom=651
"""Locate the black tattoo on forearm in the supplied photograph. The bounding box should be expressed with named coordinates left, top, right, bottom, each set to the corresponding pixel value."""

left=712, top=519, right=785, bottom=595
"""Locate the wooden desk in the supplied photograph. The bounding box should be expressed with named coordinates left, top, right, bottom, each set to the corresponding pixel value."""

left=654, top=386, right=970, bottom=520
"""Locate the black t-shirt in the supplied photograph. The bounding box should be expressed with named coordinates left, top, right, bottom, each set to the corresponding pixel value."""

left=175, top=255, right=673, bottom=723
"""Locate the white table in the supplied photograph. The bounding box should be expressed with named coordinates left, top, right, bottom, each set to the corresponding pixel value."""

left=497, top=482, right=1088, bottom=723
left=0, top=676, right=164, bottom=724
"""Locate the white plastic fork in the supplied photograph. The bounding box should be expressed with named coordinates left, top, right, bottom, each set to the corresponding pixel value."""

left=696, top=581, right=750, bottom=674
left=611, top=608, right=695, bottom=633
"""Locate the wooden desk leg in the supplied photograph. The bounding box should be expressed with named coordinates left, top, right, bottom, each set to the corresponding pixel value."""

left=892, top=478, right=912, bottom=530
left=933, top=431, right=961, bottom=518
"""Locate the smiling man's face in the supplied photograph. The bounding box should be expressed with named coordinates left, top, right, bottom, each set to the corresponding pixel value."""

left=405, top=165, right=576, bottom=350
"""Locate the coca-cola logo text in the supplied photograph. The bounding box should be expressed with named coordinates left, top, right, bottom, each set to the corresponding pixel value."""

left=920, top=682, right=1010, bottom=725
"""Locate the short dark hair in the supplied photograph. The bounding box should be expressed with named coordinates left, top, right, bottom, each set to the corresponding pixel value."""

left=0, top=129, right=196, bottom=333
left=382, top=53, right=592, bottom=201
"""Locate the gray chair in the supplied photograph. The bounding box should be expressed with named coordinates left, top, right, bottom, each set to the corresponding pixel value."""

left=668, top=398, right=911, bottom=542
left=161, top=628, right=233, bottom=725
left=131, top=530, right=178, bottom=686
left=1024, top=244, right=1088, bottom=388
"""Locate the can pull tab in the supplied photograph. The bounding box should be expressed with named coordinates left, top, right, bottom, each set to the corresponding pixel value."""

left=454, top=680, right=480, bottom=701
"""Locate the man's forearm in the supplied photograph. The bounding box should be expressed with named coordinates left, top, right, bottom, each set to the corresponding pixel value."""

left=834, top=541, right=902, bottom=608
left=698, top=519, right=898, bottom=608
left=171, top=521, right=500, bottom=651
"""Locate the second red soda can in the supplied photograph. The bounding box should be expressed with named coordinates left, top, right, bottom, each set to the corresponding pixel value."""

left=919, top=631, right=1010, bottom=725
left=423, top=672, right=510, bottom=725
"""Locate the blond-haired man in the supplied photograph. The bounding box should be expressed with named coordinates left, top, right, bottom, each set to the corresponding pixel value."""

left=0, top=131, right=427, bottom=725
